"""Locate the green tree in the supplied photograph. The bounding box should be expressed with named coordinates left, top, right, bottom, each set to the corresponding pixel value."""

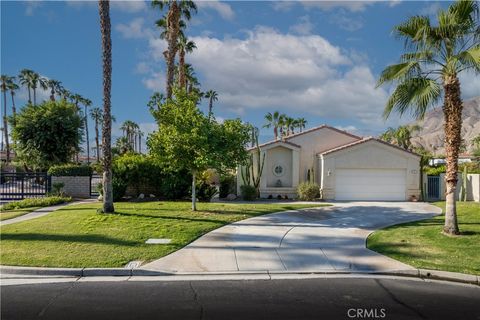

left=147, top=92, right=165, bottom=112
left=296, top=117, right=307, bottom=132
left=46, top=79, right=63, bottom=101
left=18, top=69, right=34, bottom=104
left=204, top=89, right=218, bottom=120
left=177, top=34, right=196, bottom=89
left=148, top=90, right=250, bottom=211
left=152, top=0, right=197, bottom=99
left=80, top=98, right=92, bottom=163
left=1, top=75, right=13, bottom=163
left=7, top=77, right=19, bottom=127
left=379, top=125, right=420, bottom=150
left=90, top=107, right=103, bottom=163
left=263, top=111, right=285, bottom=140
left=376, top=0, right=479, bottom=235
left=10, top=100, right=83, bottom=170
left=99, top=0, right=114, bottom=213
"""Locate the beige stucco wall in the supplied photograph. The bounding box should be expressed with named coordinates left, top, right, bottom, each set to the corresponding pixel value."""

left=265, top=146, right=293, bottom=187
left=437, top=173, right=480, bottom=202
left=51, top=176, right=91, bottom=199
left=288, top=127, right=359, bottom=184
left=320, top=140, right=421, bottom=200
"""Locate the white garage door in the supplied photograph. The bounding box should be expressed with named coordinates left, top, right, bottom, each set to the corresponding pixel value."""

left=334, top=169, right=406, bottom=201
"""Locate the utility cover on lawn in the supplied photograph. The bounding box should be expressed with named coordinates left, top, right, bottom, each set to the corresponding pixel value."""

left=145, top=238, right=171, bottom=244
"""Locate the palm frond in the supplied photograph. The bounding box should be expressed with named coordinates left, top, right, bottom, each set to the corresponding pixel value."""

left=376, top=61, right=421, bottom=87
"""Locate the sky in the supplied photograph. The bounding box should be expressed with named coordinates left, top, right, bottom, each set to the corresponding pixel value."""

left=2, top=0, right=480, bottom=150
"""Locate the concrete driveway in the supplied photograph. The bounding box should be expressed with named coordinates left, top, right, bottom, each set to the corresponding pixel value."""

left=143, top=202, right=442, bottom=273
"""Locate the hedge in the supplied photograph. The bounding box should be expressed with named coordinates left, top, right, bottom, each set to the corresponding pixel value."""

left=48, top=164, right=93, bottom=176
left=1, top=196, right=72, bottom=210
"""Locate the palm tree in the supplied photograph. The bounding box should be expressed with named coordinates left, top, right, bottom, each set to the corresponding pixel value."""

left=177, top=34, right=196, bottom=89
left=99, top=0, right=114, bottom=213
left=18, top=69, right=34, bottom=104
left=296, top=117, right=307, bottom=132
left=69, top=93, right=83, bottom=112
left=263, top=111, right=284, bottom=140
left=283, top=117, right=295, bottom=136
left=30, top=72, right=47, bottom=106
left=377, top=0, right=479, bottom=235
left=47, top=79, right=63, bottom=101
left=147, top=92, right=165, bottom=112
left=137, top=130, right=144, bottom=153
left=184, top=63, right=200, bottom=94
left=152, top=0, right=197, bottom=99
left=6, top=78, right=19, bottom=127
left=0, top=75, right=12, bottom=162
left=90, top=107, right=103, bottom=162
left=81, top=98, right=92, bottom=164
left=204, top=90, right=218, bottom=120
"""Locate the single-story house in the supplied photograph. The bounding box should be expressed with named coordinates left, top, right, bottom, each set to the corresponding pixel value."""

left=237, top=125, right=421, bottom=201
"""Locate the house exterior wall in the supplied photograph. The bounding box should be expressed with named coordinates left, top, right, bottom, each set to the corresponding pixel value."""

left=265, top=146, right=293, bottom=187
left=320, top=141, right=420, bottom=200
left=51, top=176, right=91, bottom=199
left=437, top=173, right=480, bottom=202
left=287, top=128, right=359, bottom=185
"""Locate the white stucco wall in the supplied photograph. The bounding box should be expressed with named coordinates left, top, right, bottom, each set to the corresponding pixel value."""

left=287, top=127, right=359, bottom=184
left=265, top=146, right=293, bottom=187
left=320, top=140, right=421, bottom=200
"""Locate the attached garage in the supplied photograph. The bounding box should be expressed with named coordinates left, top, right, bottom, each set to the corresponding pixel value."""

left=319, top=138, right=421, bottom=201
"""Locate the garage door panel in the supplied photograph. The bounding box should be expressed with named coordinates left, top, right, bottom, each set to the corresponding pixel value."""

left=334, top=169, right=406, bottom=201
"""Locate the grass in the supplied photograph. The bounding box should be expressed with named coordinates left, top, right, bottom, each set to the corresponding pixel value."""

left=0, top=207, right=41, bottom=221
left=0, top=201, right=325, bottom=268
left=368, top=201, right=480, bottom=275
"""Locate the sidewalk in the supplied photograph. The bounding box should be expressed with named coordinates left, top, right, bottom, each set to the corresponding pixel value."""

left=0, top=199, right=97, bottom=226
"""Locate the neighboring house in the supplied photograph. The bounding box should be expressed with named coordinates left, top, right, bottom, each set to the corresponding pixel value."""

left=429, top=153, right=475, bottom=166
left=237, top=125, right=421, bottom=201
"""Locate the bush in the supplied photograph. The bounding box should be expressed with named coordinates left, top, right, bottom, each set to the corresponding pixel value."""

left=48, top=182, right=65, bottom=196
left=297, top=182, right=320, bottom=201
left=220, top=174, right=236, bottom=198
left=48, top=164, right=93, bottom=176
left=195, top=181, right=218, bottom=202
left=240, top=185, right=257, bottom=201
left=112, top=177, right=128, bottom=202
left=424, top=162, right=480, bottom=175
left=2, top=196, right=72, bottom=210
left=424, top=165, right=446, bottom=175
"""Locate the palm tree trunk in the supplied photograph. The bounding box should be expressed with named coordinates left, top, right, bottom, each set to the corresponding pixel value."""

left=165, top=2, right=180, bottom=99
left=442, top=75, right=462, bottom=235
left=10, top=92, right=16, bottom=127
left=95, top=121, right=100, bottom=162
left=99, top=0, right=114, bottom=213
left=191, top=170, right=197, bottom=211
left=139, top=135, right=141, bottom=154
left=273, top=127, right=278, bottom=140
left=2, top=89, right=10, bottom=163
left=50, top=87, right=55, bottom=101
left=208, top=99, right=213, bottom=120
left=27, top=86, right=31, bottom=104
left=33, top=88, right=37, bottom=106
left=179, top=49, right=186, bottom=89
left=84, top=105, right=90, bottom=164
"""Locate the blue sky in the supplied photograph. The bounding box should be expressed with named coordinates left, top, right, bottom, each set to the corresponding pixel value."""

left=2, top=0, right=479, bottom=148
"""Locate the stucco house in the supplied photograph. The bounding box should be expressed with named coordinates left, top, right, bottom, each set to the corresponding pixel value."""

left=237, top=125, right=421, bottom=201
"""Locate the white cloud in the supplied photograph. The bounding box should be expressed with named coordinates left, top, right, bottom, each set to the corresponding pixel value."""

left=329, top=10, right=364, bottom=31
left=115, top=18, right=153, bottom=39
left=459, top=71, right=480, bottom=100
left=196, top=1, right=235, bottom=20
left=142, top=71, right=166, bottom=92
left=289, top=15, right=314, bottom=35
left=420, top=2, right=443, bottom=16
left=17, top=85, right=50, bottom=104
left=388, top=0, right=402, bottom=8
left=272, top=1, right=296, bottom=12
left=24, top=1, right=42, bottom=16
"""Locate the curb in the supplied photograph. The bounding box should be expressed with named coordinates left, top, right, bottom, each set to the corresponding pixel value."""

left=1, top=266, right=478, bottom=286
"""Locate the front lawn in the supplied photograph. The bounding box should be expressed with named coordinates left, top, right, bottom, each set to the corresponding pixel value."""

left=0, top=196, right=72, bottom=221
left=367, top=201, right=480, bottom=275
left=0, top=207, right=41, bottom=221
left=0, top=201, right=324, bottom=268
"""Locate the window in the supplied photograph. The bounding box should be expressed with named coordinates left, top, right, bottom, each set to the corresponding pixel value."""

left=273, top=164, right=284, bottom=177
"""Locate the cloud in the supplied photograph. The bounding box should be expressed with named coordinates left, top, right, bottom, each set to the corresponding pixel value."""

left=289, top=15, right=314, bottom=35
left=329, top=10, right=364, bottom=31
left=67, top=0, right=147, bottom=13
left=115, top=18, right=153, bottom=39
left=272, top=1, right=296, bottom=12
left=24, top=1, right=42, bottom=16
left=300, top=1, right=374, bottom=12
left=142, top=71, right=166, bottom=92
left=420, top=2, right=443, bottom=16
left=196, top=1, right=235, bottom=20
left=459, top=71, right=480, bottom=100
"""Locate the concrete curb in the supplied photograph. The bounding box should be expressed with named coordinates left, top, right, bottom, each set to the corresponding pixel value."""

left=1, top=266, right=478, bottom=286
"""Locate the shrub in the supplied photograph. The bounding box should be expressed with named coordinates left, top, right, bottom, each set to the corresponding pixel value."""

left=48, top=164, right=93, bottom=176
left=2, top=196, right=72, bottom=210
left=297, top=182, right=320, bottom=201
left=424, top=165, right=446, bottom=175
left=219, top=174, right=236, bottom=198
left=48, top=182, right=65, bottom=196
left=240, top=185, right=257, bottom=201
left=112, top=177, right=128, bottom=202
left=195, top=181, right=218, bottom=202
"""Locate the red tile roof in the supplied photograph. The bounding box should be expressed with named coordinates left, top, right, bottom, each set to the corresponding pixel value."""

left=320, top=137, right=421, bottom=157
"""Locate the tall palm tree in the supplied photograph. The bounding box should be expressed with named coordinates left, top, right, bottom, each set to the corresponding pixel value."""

left=296, top=117, right=307, bottom=132
left=47, top=79, right=63, bottom=101
left=177, top=34, right=196, bottom=89
left=263, top=111, right=284, bottom=140
left=30, top=72, right=47, bottom=106
left=0, top=75, right=12, bottom=162
left=184, top=63, right=200, bottom=94
left=283, top=117, right=295, bottom=136
left=147, top=92, right=165, bottom=112
left=377, top=0, right=479, bottom=235
left=90, top=107, right=103, bottom=162
left=204, top=90, right=218, bottom=120
left=18, top=69, right=34, bottom=104
left=7, top=79, right=19, bottom=127
left=152, top=0, right=197, bottom=99
left=69, top=93, right=83, bottom=112
left=99, top=0, right=114, bottom=213
left=81, top=98, right=92, bottom=164
left=137, top=130, right=144, bottom=153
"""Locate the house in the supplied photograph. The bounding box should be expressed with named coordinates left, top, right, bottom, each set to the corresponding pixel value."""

left=237, top=125, right=421, bottom=201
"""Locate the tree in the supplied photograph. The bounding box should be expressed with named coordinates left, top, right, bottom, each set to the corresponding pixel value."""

left=7, top=78, right=19, bottom=127
left=81, top=98, right=92, bottom=163
left=0, top=75, right=13, bottom=162
left=283, top=116, right=295, bottom=136
left=147, top=92, right=165, bottom=112
left=18, top=69, right=34, bottom=104
left=263, top=111, right=284, bottom=140
left=47, top=79, right=63, bottom=101
left=152, top=0, right=197, bottom=99
left=137, top=130, right=144, bottom=154
left=9, top=100, right=83, bottom=170
left=376, top=0, right=479, bottom=235
left=296, top=117, right=307, bottom=132
left=379, top=125, right=420, bottom=150
left=90, top=107, right=103, bottom=162
left=177, top=34, right=196, bottom=89
left=148, top=89, right=250, bottom=211
left=204, top=90, right=218, bottom=120
left=30, top=72, right=47, bottom=106
left=99, top=0, right=114, bottom=213
left=115, top=136, right=133, bottom=155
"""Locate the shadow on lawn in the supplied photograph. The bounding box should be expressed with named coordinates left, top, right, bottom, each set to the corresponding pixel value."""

left=1, top=233, right=138, bottom=246
left=110, top=211, right=228, bottom=225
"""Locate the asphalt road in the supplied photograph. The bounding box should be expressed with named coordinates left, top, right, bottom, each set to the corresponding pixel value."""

left=1, top=277, right=479, bottom=320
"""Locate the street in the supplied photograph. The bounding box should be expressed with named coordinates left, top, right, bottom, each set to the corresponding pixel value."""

left=2, top=276, right=479, bottom=320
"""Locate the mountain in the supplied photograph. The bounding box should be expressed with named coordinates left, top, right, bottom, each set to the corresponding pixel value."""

left=410, top=96, right=480, bottom=155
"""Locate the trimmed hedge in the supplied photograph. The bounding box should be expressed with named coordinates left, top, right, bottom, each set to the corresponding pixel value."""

left=240, top=185, right=257, bottom=201
left=297, top=182, right=320, bottom=201
left=2, top=196, right=72, bottom=210
left=48, top=164, right=93, bottom=176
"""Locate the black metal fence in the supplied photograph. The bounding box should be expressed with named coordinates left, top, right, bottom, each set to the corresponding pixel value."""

left=427, top=175, right=440, bottom=200
left=90, top=175, right=102, bottom=197
left=0, top=172, right=51, bottom=200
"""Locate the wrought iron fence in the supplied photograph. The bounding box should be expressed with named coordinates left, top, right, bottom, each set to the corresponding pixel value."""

left=0, top=172, right=51, bottom=200
left=90, top=175, right=102, bottom=197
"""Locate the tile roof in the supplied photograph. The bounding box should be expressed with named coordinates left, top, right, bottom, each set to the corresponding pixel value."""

left=284, top=124, right=362, bottom=141
left=247, top=139, right=301, bottom=151
left=320, top=137, right=421, bottom=157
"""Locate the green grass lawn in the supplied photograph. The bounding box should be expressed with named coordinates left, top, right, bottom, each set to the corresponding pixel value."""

left=368, top=201, right=480, bottom=275
left=0, top=207, right=41, bottom=221
left=0, top=201, right=324, bottom=268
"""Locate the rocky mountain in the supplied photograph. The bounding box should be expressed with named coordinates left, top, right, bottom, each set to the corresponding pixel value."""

left=410, top=96, right=480, bottom=155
